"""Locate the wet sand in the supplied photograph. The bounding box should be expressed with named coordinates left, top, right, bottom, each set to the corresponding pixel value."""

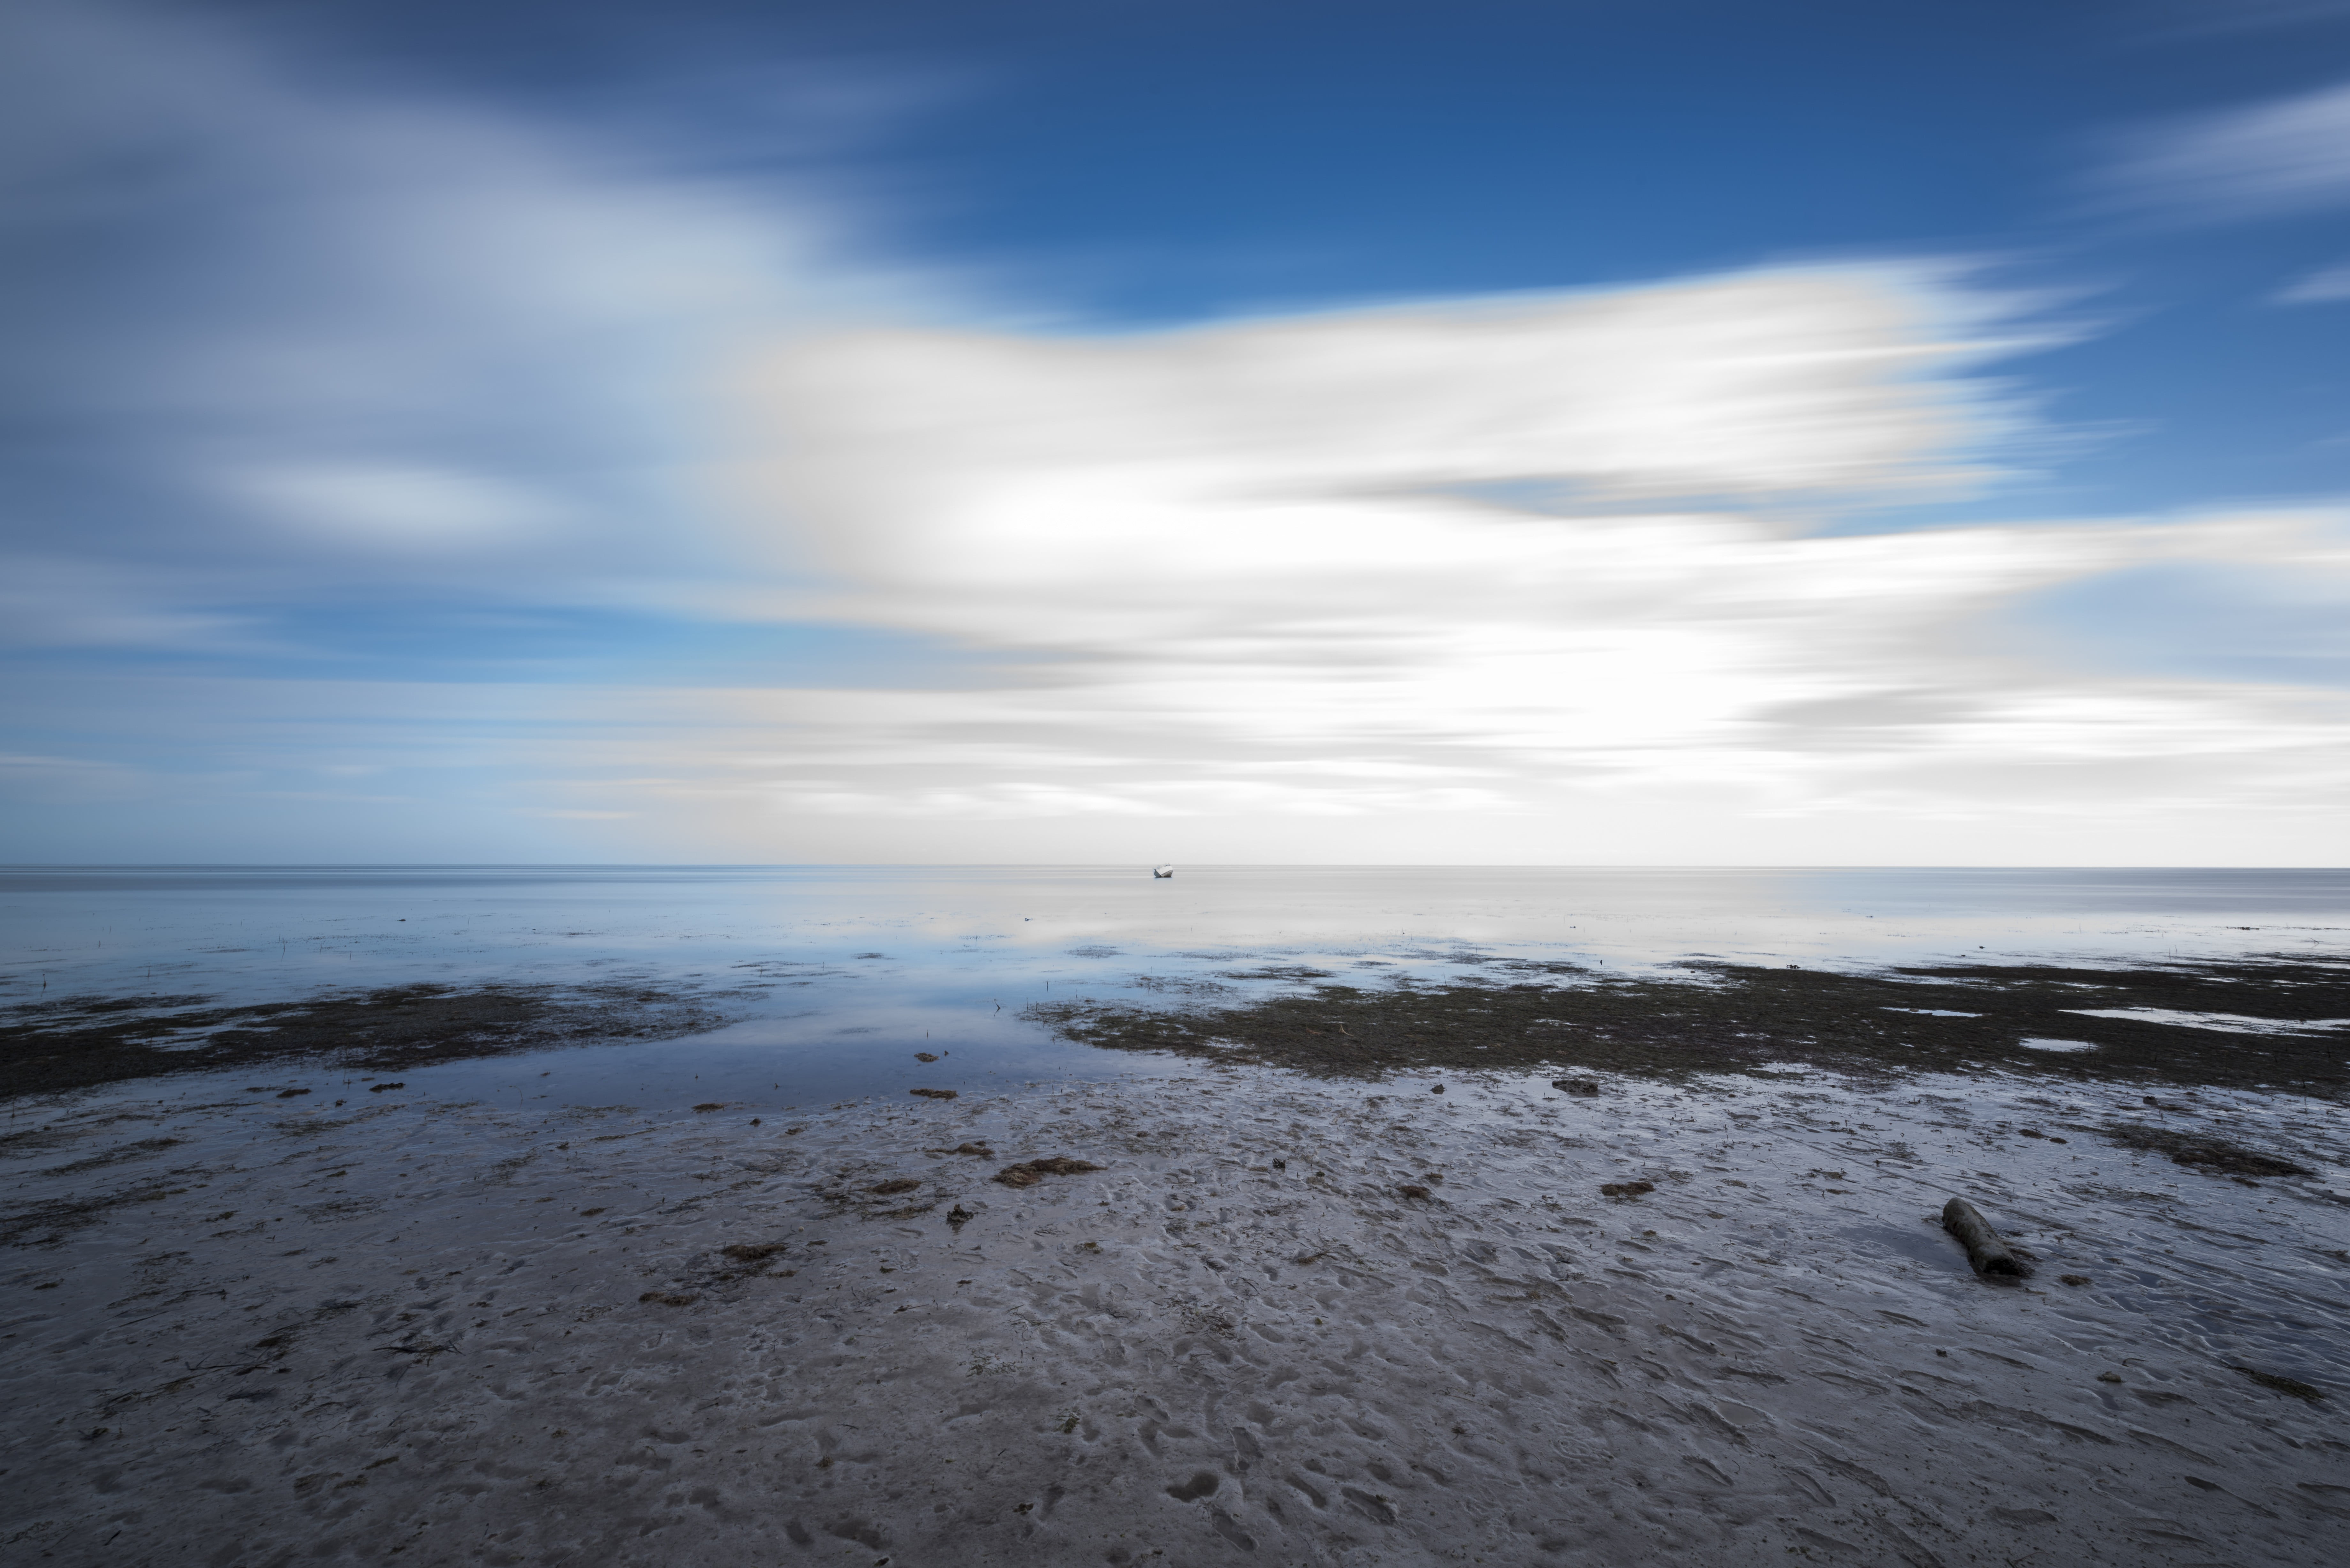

left=6, top=1060, right=2347, bottom=1566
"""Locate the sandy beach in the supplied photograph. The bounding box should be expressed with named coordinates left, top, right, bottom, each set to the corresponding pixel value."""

left=7, top=1056, right=2346, bottom=1566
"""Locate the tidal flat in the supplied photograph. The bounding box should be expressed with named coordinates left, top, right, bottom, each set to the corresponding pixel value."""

left=6, top=867, right=2350, bottom=1564
left=4, top=1045, right=2346, bottom=1566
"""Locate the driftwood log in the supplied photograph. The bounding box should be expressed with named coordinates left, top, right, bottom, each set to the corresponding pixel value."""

left=1942, top=1197, right=2028, bottom=1278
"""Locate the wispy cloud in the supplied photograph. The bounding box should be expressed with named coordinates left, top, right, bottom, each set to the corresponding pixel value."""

left=2276, top=260, right=2350, bottom=302
left=2098, top=76, right=2350, bottom=221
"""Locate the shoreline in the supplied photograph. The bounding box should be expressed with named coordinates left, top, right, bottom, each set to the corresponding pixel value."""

left=11, top=947, right=2350, bottom=1108
left=6, top=1057, right=2346, bottom=1565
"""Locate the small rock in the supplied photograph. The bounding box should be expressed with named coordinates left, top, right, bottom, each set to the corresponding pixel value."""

left=638, top=1291, right=699, bottom=1307
left=915, top=1052, right=939, bottom=1062
left=2060, top=1273, right=2092, bottom=1286
left=911, top=1088, right=959, bottom=1100
left=692, top=1102, right=724, bottom=1112
left=1431, top=1084, right=1445, bottom=1094
left=276, top=1088, right=310, bottom=1098
left=1552, top=1079, right=1601, bottom=1096
left=2097, top=1371, right=2122, bottom=1383
left=368, top=1082, right=404, bottom=1093
left=870, top=1178, right=921, bottom=1195
left=1397, top=1184, right=1432, bottom=1200
left=1600, top=1180, right=1655, bottom=1199
left=947, top=1205, right=974, bottom=1231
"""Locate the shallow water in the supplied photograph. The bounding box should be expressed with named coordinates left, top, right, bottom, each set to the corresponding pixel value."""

left=5, top=865, right=2349, bottom=1108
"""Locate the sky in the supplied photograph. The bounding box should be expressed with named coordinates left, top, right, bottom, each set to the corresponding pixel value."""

left=4, top=0, right=2350, bottom=866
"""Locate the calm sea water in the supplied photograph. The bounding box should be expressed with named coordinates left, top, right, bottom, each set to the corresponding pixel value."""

left=5, top=865, right=2346, bottom=1108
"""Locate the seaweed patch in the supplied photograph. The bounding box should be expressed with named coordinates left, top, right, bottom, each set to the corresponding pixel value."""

left=1025, top=955, right=2350, bottom=1094
left=1, top=983, right=731, bottom=1100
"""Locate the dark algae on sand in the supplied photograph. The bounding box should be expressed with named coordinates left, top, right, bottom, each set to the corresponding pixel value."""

left=1026, top=953, right=2350, bottom=1096
left=0, top=982, right=727, bottom=1100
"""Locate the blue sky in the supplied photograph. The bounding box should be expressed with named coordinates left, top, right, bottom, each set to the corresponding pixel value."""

left=4, top=0, right=2349, bottom=863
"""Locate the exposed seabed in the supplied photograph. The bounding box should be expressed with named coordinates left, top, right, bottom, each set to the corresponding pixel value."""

left=5, top=1051, right=2345, bottom=1566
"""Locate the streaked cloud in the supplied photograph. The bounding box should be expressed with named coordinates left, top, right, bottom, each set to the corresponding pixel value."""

left=5, top=1, right=2349, bottom=864
left=683, top=275, right=2350, bottom=857
left=2099, top=76, right=2350, bottom=221
left=0, top=0, right=953, bottom=627
left=2277, top=260, right=2350, bottom=302
left=222, top=464, right=574, bottom=551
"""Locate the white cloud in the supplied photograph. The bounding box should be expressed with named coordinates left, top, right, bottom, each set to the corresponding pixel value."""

left=2100, top=77, right=2350, bottom=220
left=664, top=273, right=2350, bottom=856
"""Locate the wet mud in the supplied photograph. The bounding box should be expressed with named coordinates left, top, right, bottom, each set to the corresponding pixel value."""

left=1027, top=954, right=2350, bottom=1097
left=5, top=1065, right=2344, bottom=1567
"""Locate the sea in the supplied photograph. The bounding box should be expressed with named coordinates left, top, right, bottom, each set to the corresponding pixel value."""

left=4, top=865, right=2346, bottom=1110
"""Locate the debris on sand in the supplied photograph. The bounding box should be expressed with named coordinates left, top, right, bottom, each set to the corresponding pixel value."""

left=720, top=1242, right=788, bottom=1262
left=275, top=1088, right=309, bottom=1098
left=1942, top=1197, right=2028, bottom=1278
left=1398, top=1184, right=1432, bottom=1200
left=869, top=1178, right=921, bottom=1195
left=915, top=1052, right=938, bottom=1062
left=910, top=1088, right=958, bottom=1100
left=692, top=1103, right=724, bottom=1112
left=993, top=1156, right=1103, bottom=1188
left=947, top=1204, right=974, bottom=1230
left=1600, top=1180, right=1655, bottom=1198
left=638, top=1291, right=698, bottom=1306
left=2232, top=1366, right=2325, bottom=1402
left=1553, top=1079, right=1601, bottom=1096
left=2099, top=1122, right=2311, bottom=1178
left=928, top=1142, right=995, bottom=1157
left=2060, top=1273, right=2092, bottom=1286
left=368, top=1082, right=404, bottom=1092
